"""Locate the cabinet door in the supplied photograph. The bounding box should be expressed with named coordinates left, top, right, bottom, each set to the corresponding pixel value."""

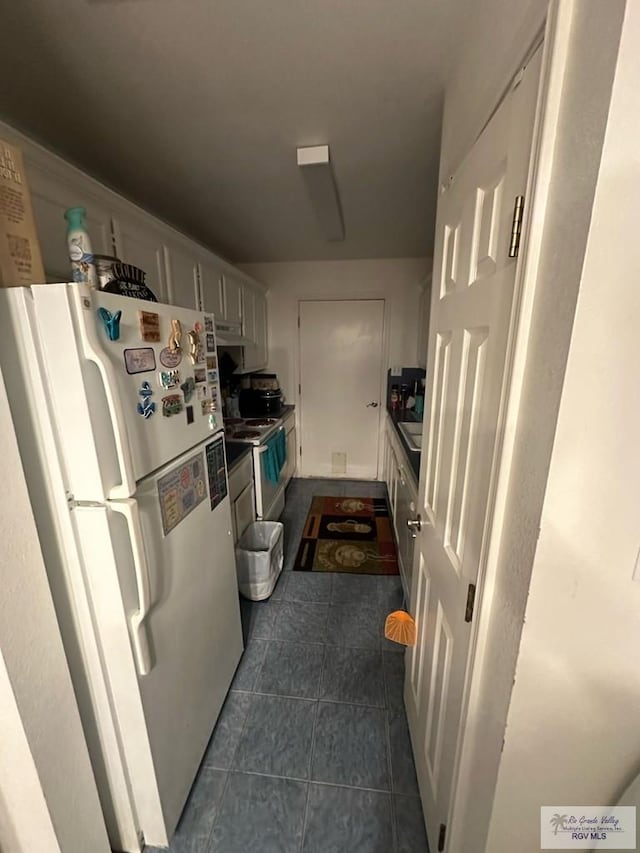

left=199, top=260, right=224, bottom=319
left=285, top=424, right=297, bottom=484
left=28, top=163, right=112, bottom=281
left=243, top=285, right=256, bottom=343
left=234, top=481, right=256, bottom=543
left=112, top=216, right=166, bottom=302
left=223, top=274, right=243, bottom=325
left=395, top=466, right=411, bottom=582
left=385, top=428, right=398, bottom=517
left=253, top=291, right=268, bottom=369
left=164, top=243, right=198, bottom=310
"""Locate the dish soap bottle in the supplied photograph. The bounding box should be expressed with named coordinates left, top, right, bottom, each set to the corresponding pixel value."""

left=64, top=207, right=97, bottom=287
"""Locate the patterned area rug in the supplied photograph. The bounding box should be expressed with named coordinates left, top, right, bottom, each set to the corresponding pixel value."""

left=293, top=496, right=399, bottom=575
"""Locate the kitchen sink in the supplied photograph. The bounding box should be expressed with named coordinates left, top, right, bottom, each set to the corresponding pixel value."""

left=399, top=421, right=423, bottom=451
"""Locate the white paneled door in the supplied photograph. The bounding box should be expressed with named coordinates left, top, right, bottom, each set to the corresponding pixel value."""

left=406, top=48, right=542, bottom=850
left=299, top=299, right=384, bottom=478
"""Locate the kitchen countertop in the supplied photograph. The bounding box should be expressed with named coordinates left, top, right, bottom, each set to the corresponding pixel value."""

left=387, top=406, right=422, bottom=481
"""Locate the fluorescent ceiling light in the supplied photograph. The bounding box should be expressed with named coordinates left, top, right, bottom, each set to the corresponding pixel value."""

left=297, top=144, right=345, bottom=242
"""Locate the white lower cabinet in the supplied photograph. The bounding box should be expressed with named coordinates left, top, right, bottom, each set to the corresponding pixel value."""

left=384, top=416, right=418, bottom=599
left=228, top=453, right=255, bottom=545
left=234, top=480, right=256, bottom=543
left=284, top=413, right=297, bottom=485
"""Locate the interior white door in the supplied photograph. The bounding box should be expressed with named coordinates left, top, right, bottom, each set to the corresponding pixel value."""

left=299, top=299, right=384, bottom=478
left=405, top=48, right=541, bottom=850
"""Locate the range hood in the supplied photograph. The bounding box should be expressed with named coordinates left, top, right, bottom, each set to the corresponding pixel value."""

left=215, top=321, right=252, bottom=346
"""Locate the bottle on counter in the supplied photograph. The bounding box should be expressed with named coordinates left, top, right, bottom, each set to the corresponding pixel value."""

left=391, top=385, right=399, bottom=411
left=64, top=207, right=98, bottom=287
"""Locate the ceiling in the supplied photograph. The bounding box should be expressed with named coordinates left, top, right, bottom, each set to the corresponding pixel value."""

left=0, top=1, right=460, bottom=263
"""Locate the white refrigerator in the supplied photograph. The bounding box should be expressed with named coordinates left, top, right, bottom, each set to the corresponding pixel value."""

left=0, top=283, right=243, bottom=852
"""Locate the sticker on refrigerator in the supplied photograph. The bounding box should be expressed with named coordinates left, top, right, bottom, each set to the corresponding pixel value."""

left=136, top=381, right=156, bottom=419
left=97, top=307, right=122, bottom=342
left=201, top=398, right=216, bottom=415
left=138, top=310, right=161, bottom=342
left=159, top=347, right=182, bottom=368
left=187, top=329, right=205, bottom=365
left=196, top=385, right=209, bottom=402
left=194, top=368, right=206, bottom=384
left=206, top=355, right=217, bottom=370
left=206, top=369, right=218, bottom=384
left=206, top=333, right=216, bottom=353
left=204, top=315, right=214, bottom=333
left=157, top=451, right=207, bottom=535
left=124, top=348, right=156, bottom=374
left=159, top=369, right=180, bottom=389
left=181, top=376, right=196, bottom=403
left=206, top=438, right=227, bottom=510
left=162, top=394, right=183, bottom=417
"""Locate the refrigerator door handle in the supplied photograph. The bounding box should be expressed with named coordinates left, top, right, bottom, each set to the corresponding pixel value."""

left=71, top=289, right=136, bottom=499
left=110, top=499, right=154, bottom=676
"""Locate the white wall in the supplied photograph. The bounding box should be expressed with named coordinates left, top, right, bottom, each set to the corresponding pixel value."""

left=240, top=258, right=430, bottom=401
left=0, top=369, right=109, bottom=853
left=486, top=0, right=640, bottom=846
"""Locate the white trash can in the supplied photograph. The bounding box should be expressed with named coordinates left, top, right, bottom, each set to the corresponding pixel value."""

left=235, top=521, right=284, bottom=601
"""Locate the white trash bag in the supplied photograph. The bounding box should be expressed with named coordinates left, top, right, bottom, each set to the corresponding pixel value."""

left=235, top=521, right=284, bottom=601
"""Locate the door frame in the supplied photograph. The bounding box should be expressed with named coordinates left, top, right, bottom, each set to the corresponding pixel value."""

left=416, top=4, right=582, bottom=850
left=296, top=297, right=390, bottom=479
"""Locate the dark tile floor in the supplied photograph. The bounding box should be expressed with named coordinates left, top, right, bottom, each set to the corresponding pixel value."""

left=149, top=478, right=429, bottom=853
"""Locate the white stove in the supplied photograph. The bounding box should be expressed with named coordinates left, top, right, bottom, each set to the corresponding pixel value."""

left=224, top=417, right=281, bottom=445
left=225, top=416, right=287, bottom=519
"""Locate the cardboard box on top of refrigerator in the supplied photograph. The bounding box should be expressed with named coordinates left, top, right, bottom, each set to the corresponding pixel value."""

left=0, top=138, right=45, bottom=286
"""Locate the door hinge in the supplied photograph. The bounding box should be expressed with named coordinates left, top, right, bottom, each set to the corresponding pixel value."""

left=299, top=445, right=302, bottom=457
left=298, top=383, right=301, bottom=395
left=297, top=315, right=300, bottom=328
left=508, top=195, right=524, bottom=258
left=438, top=823, right=447, bottom=851
left=465, top=583, right=476, bottom=623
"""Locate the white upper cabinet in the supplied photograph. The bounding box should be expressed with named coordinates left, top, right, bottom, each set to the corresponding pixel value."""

left=27, top=162, right=112, bottom=281
left=222, top=274, right=243, bottom=325
left=242, top=285, right=256, bottom=342
left=241, top=283, right=268, bottom=371
left=112, top=215, right=167, bottom=302
left=2, top=121, right=267, bottom=337
left=163, top=242, right=199, bottom=310
left=198, top=259, right=224, bottom=319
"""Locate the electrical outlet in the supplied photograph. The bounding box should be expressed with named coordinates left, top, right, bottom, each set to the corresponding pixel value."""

left=390, top=365, right=403, bottom=376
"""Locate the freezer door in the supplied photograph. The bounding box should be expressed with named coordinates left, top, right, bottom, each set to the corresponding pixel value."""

left=110, top=435, right=242, bottom=842
left=30, top=283, right=222, bottom=500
